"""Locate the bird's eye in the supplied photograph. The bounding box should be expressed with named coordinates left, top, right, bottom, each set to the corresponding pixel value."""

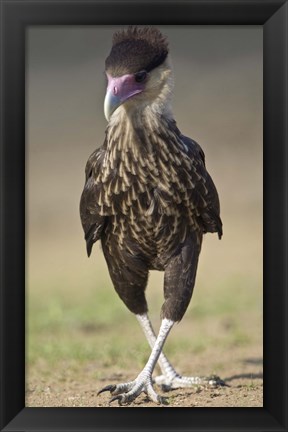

left=135, top=70, right=147, bottom=83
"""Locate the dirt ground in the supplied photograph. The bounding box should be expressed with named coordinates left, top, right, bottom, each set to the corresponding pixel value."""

left=26, top=343, right=262, bottom=408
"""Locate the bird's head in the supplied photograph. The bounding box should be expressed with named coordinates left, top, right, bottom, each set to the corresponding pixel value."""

left=104, top=26, right=173, bottom=121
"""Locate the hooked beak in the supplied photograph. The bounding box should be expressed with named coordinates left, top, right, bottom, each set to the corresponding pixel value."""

left=104, top=73, right=145, bottom=121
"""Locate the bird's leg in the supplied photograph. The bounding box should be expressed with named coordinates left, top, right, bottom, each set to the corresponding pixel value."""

left=98, top=318, right=174, bottom=405
left=136, top=313, right=221, bottom=391
left=136, top=313, right=179, bottom=382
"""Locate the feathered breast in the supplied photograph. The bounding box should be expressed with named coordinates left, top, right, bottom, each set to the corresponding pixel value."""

left=81, top=110, right=221, bottom=262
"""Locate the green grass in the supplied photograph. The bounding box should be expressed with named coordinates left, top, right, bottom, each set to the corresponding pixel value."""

left=27, top=267, right=262, bottom=369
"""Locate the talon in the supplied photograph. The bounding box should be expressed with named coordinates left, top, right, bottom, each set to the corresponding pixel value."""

left=158, top=395, right=169, bottom=405
left=207, top=375, right=226, bottom=387
left=109, top=395, right=123, bottom=405
left=98, top=373, right=166, bottom=405
left=97, top=384, right=116, bottom=395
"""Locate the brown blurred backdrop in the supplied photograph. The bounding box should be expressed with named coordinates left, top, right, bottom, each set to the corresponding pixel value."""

left=26, top=26, right=263, bottom=407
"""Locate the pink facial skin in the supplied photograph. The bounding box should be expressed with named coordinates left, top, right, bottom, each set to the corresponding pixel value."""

left=104, top=73, right=145, bottom=120
left=107, top=73, right=145, bottom=103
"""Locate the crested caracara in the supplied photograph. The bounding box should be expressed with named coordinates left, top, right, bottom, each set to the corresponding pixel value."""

left=80, top=26, right=223, bottom=405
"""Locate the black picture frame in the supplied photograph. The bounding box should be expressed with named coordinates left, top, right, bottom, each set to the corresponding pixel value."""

left=0, top=0, right=287, bottom=431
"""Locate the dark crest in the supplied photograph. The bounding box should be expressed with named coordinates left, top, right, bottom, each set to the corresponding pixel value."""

left=105, top=26, right=169, bottom=77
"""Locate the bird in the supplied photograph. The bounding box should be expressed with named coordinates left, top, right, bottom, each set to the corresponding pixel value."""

left=80, top=26, right=223, bottom=405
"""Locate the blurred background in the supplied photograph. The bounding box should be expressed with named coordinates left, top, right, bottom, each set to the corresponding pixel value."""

left=26, top=26, right=263, bottom=407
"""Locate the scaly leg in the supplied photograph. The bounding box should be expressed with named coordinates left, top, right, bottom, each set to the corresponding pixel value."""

left=136, top=313, right=221, bottom=390
left=98, top=318, right=174, bottom=405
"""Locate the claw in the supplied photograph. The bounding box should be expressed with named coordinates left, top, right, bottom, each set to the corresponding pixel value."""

left=99, top=375, right=166, bottom=405
left=208, top=375, right=227, bottom=387
left=109, top=395, right=124, bottom=406
left=158, top=395, right=169, bottom=405
left=97, top=384, right=116, bottom=395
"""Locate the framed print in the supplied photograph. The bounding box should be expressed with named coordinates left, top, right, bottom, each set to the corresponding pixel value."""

left=0, top=1, right=287, bottom=431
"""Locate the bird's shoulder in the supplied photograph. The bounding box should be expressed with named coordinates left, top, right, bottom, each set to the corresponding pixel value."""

left=80, top=146, right=106, bottom=257
left=81, top=146, right=106, bottom=215
left=180, top=134, right=206, bottom=166
left=180, top=134, right=223, bottom=239
left=84, top=146, right=105, bottom=181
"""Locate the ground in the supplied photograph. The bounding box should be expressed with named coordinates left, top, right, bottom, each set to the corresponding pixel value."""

left=26, top=246, right=263, bottom=408
left=27, top=344, right=263, bottom=408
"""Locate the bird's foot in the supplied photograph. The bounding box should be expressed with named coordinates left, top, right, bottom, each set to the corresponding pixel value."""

left=154, top=373, right=225, bottom=391
left=98, top=373, right=169, bottom=406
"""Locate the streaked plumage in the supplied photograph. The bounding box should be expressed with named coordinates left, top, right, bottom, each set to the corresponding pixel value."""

left=80, top=26, right=222, bottom=404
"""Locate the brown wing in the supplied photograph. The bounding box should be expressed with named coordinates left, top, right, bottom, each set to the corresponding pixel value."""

left=181, top=134, right=223, bottom=239
left=80, top=148, right=106, bottom=256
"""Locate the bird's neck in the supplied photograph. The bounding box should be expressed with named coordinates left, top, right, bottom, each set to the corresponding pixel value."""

left=105, top=100, right=180, bottom=157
